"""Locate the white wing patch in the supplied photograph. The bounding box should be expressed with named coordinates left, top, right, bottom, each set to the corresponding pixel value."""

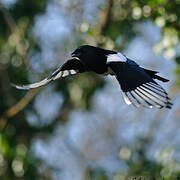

left=106, top=52, right=127, bottom=64
left=53, top=70, right=77, bottom=80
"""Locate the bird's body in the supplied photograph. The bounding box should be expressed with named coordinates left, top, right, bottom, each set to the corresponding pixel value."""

left=71, top=46, right=114, bottom=74
left=12, top=45, right=172, bottom=109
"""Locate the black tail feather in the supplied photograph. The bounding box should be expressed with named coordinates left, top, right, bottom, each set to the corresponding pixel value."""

left=153, top=75, right=169, bottom=82
left=143, top=69, right=169, bottom=82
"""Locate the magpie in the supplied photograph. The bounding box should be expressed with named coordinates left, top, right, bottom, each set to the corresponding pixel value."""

left=12, top=45, right=172, bottom=109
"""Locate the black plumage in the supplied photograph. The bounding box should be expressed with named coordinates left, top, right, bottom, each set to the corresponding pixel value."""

left=12, top=45, right=172, bottom=109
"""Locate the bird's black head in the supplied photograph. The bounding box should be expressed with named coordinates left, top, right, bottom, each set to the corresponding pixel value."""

left=71, top=45, right=115, bottom=60
left=71, top=45, right=95, bottom=59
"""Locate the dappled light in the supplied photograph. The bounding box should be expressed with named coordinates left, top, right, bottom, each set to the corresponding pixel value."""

left=0, top=0, right=180, bottom=179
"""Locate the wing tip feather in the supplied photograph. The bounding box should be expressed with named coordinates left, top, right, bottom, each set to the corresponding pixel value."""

left=121, top=83, right=173, bottom=109
left=11, top=83, right=30, bottom=90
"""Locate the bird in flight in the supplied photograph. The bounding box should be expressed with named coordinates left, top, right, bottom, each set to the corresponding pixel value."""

left=12, top=45, right=172, bottom=109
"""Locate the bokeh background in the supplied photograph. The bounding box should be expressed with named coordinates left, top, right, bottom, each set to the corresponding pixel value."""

left=0, top=0, right=180, bottom=179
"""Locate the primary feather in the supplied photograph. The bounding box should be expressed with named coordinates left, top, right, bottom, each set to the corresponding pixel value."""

left=12, top=58, right=84, bottom=90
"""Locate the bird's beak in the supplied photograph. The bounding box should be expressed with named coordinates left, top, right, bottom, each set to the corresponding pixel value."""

left=71, top=51, right=81, bottom=58
left=71, top=52, right=76, bottom=57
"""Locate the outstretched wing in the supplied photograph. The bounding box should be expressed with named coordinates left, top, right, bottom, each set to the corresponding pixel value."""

left=12, top=58, right=85, bottom=90
left=108, top=62, right=172, bottom=109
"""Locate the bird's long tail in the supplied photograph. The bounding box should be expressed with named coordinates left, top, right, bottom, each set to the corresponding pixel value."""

left=143, top=69, right=169, bottom=82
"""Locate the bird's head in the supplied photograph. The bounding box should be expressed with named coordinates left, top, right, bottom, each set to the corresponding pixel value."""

left=71, top=45, right=115, bottom=60
left=71, top=45, right=94, bottom=59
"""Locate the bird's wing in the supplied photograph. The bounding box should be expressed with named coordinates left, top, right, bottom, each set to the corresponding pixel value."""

left=108, top=62, right=172, bottom=109
left=12, top=58, right=85, bottom=90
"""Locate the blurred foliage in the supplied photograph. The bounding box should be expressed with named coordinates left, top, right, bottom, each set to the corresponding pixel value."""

left=0, top=0, right=179, bottom=179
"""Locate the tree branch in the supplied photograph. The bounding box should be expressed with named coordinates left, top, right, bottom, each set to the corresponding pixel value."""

left=97, top=0, right=114, bottom=36
left=0, top=88, right=42, bottom=131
